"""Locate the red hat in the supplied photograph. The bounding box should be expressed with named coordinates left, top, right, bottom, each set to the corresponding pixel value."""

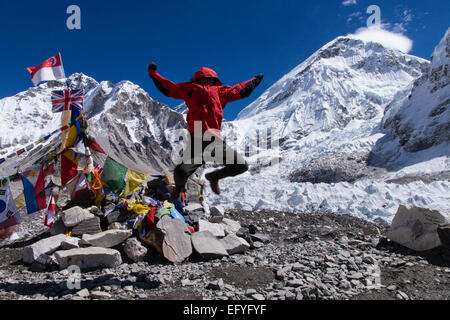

left=193, top=67, right=222, bottom=86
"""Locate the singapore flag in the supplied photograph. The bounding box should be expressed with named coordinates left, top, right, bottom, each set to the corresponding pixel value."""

left=27, top=53, right=66, bottom=86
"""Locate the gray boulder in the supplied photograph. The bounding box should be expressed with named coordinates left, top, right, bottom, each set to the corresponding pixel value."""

left=23, top=234, right=68, bottom=263
left=82, top=229, right=133, bottom=248
left=198, top=219, right=225, bottom=238
left=191, top=231, right=229, bottom=260
left=124, top=238, right=148, bottom=262
left=289, top=152, right=373, bottom=184
left=220, top=234, right=250, bottom=255
left=158, top=216, right=192, bottom=264
left=55, top=247, right=122, bottom=270
left=71, top=217, right=102, bottom=236
left=388, top=205, right=450, bottom=251
left=221, top=218, right=242, bottom=235
left=61, top=206, right=95, bottom=228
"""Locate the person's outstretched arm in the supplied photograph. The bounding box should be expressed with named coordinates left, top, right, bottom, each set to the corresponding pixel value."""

left=148, top=62, right=188, bottom=100
left=220, top=74, right=264, bottom=105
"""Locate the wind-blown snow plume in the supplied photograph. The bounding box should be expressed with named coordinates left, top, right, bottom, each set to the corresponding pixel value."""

left=348, top=26, right=413, bottom=53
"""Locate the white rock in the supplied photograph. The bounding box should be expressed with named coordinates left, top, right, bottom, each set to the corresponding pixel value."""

left=220, top=234, right=250, bottom=255
left=198, top=219, right=225, bottom=238
left=55, top=247, right=122, bottom=270
left=60, top=236, right=80, bottom=250
left=388, top=205, right=450, bottom=251
left=61, top=206, right=95, bottom=228
left=191, top=231, right=229, bottom=260
left=23, top=234, right=68, bottom=264
left=221, top=218, right=242, bottom=235
left=82, top=229, right=133, bottom=248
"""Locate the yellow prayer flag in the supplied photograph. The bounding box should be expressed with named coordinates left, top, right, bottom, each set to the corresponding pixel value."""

left=127, top=200, right=151, bottom=215
left=60, top=110, right=71, bottom=152
left=14, top=192, right=26, bottom=210
left=121, top=169, right=149, bottom=197
left=65, top=125, right=79, bottom=149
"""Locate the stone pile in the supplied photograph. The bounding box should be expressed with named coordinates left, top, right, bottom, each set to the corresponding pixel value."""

left=20, top=176, right=259, bottom=271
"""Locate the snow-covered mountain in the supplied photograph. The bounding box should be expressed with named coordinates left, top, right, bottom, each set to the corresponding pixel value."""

left=370, top=28, right=449, bottom=169
left=208, top=30, right=449, bottom=223
left=221, top=35, right=431, bottom=178
left=0, top=73, right=187, bottom=178
left=234, top=36, right=427, bottom=138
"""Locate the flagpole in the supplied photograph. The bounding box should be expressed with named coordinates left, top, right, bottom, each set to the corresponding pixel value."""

left=59, top=52, right=67, bottom=87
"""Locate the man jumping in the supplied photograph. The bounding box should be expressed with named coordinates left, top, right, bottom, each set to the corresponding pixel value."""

left=148, top=63, right=263, bottom=200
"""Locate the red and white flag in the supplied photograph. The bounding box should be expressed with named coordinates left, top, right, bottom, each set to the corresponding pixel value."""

left=27, top=53, right=66, bottom=86
left=73, top=173, right=90, bottom=198
left=44, top=194, right=56, bottom=227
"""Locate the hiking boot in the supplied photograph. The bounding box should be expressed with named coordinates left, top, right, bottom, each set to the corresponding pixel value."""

left=205, top=173, right=220, bottom=195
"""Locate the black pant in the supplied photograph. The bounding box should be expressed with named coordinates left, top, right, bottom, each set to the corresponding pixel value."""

left=174, top=133, right=248, bottom=190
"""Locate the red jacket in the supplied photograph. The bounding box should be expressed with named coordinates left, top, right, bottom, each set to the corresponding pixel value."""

left=149, top=67, right=262, bottom=136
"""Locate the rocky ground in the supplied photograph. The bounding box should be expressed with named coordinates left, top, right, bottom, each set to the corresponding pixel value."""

left=0, top=209, right=449, bottom=301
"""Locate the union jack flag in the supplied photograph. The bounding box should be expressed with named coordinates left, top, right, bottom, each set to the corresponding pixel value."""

left=51, top=89, right=84, bottom=113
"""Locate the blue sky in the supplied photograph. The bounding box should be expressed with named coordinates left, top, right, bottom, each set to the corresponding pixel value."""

left=0, top=0, right=448, bottom=120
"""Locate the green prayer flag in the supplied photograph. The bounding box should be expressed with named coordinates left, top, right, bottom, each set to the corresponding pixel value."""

left=100, top=156, right=128, bottom=194
left=155, top=207, right=171, bottom=220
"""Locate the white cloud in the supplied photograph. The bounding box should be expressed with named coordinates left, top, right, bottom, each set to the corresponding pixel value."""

left=347, top=11, right=363, bottom=24
left=347, top=26, right=413, bottom=53
left=403, top=10, right=413, bottom=23
left=391, top=9, right=413, bottom=33
left=392, top=23, right=407, bottom=34
left=342, top=0, right=357, bottom=6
